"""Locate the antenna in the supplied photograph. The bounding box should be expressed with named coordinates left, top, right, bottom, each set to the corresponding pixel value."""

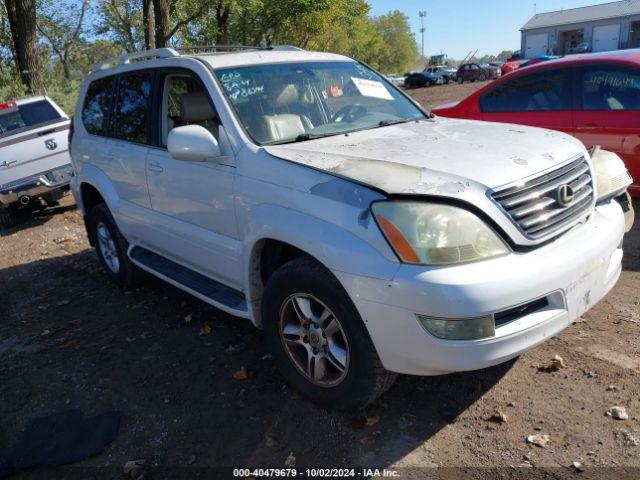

left=419, top=11, right=427, bottom=58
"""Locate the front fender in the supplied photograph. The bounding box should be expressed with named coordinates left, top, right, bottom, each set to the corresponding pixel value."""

left=242, top=203, right=400, bottom=325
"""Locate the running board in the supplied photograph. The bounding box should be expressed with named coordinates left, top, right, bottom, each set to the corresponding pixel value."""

left=128, top=246, right=249, bottom=316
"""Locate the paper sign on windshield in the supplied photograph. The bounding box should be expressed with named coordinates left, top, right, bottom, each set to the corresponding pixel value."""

left=351, top=77, right=394, bottom=101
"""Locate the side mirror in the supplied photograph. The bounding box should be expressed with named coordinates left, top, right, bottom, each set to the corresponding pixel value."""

left=167, top=125, right=221, bottom=162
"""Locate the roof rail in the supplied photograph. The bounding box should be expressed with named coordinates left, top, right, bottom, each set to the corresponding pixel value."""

left=92, top=48, right=180, bottom=72
left=175, top=44, right=304, bottom=54
left=270, top=45, right=303, bottom=51
left=91, top=44, right=306, bottom=72
left=176, top=45, right=262, bottom=54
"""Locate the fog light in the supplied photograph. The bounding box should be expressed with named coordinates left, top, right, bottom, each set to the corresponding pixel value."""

left=417, top=315, right=495, bottom=340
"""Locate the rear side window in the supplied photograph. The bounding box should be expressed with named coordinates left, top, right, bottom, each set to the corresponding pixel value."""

left=0, top=100, right=62, bottom=136
left=480, top=70, right=571, bottom=113
left=82, top=76, right=115, bottom=136
left=580, top=66, right=640, bottom=111
left=113, top=72, right=152, bottom=144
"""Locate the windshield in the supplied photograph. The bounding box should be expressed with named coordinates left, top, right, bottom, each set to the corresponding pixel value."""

left=0, top=100, right=62, bottom=136
left=215, top=61, right=426, bottom=145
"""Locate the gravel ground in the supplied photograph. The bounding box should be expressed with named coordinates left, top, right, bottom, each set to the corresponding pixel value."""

left=1, top=82, right=639, bottom=479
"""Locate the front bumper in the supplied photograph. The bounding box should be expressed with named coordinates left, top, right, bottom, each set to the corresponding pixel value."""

left=0, top=164, right=75, bottom=206
left=336, top=201, right=626, bottom=376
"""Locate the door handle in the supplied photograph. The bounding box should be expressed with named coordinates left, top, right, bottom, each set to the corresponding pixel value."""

left=0, top=160, right=17, bottom=167
left=148, top=161, right=164, bottom=173
left=579, top=123, right=600, bottom=131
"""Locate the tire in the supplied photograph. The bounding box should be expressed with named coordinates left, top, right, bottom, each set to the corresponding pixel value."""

left=87, top=203, right=144, bottom=290
left=457, top=76, right=463, bottom=84
left=479, top=73, right=487, bottom=81
left=262, top=256, right=397, bottom=410
left=0, top=205, right=15, bottom=229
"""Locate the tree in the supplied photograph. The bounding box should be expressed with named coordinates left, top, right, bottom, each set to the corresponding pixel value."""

left=142, top=0, right=154, bottom=49
left=372, top=11, right=419, bottom=73
left=152, top=0, right=214, bottom=48
left=4, top=0, right=42, bottom=93
left=37, top=0, right=89, bottom=79
left=96, top=0, right=142, bottom=53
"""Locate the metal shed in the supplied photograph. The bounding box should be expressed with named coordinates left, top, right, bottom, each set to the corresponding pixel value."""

left=521, top=0, right=640, bottom=58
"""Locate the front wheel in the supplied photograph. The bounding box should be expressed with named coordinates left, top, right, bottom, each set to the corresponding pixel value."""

left=457, top=76, right=464, bottom=84
left=87, top=203, right=144, bottom=290
left=262, top=257, right=396, bottom=410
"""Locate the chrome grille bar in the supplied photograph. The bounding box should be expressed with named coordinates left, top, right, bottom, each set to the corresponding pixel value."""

left=491, top=156, right=594, bottom=241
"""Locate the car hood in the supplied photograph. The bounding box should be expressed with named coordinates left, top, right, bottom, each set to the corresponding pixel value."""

left=265, top=118, right=585, bottom=196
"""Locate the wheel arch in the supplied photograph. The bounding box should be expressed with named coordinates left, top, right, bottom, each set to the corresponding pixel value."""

left=242, top=204, right=399, bottom=327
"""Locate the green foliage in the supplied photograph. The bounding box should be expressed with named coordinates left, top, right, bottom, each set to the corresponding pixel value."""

left=371, top=11, right=419, bottom=73
left=0, top=68, right=27, bottom=102
left=3, top=0, right=422, bottom=108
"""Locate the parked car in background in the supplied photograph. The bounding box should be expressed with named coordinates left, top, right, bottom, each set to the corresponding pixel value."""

left=0, top=96, right=73, bottom=228
left=481, top=63, right=502, bottom=79
left=72, top=46, right=628, bottom=410
left=424, top=66, right=457, bottom=84
left=569, top=42, right=591, bottom=54
left=385, top=73, right=407, bottom=88
left=432, top=49, right=640, bottom=196
left=507, top=51, right=522, bottom=62
left=520, top=55, right=560, bottom=68
left=501, top=59, right=528, bottom=75
left=404, top=70, right=444, bottom=88
left=455, top=63, right=499, bottom=83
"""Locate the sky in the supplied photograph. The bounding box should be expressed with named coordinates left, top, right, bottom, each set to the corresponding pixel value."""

left=368, top=0, right=611, bottom=58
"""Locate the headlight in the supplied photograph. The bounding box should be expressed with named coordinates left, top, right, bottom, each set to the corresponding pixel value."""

left=591, top=147, right=632, bottom=202
left=372, top=201, right=509, bottom=266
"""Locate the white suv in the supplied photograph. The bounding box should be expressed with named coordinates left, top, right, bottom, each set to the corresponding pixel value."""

left=70, top=46, right=633, bottom=409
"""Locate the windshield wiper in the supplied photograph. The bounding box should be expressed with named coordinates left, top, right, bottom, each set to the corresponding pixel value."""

left=265, top=132, right=341, bottom=146
left=377, top=118, right=414, bottom=127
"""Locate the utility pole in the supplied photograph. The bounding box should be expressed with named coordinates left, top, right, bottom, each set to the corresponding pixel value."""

left=419, top=10, right=427, bottom=59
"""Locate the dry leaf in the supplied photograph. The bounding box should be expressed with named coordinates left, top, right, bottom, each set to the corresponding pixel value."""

left=199, top=324, right=212, bottom=336
left=487, top=410, right=508, bottom=423
left=549, top=355, right=566, bottom=370
left=233, top=367, right=248, bottom=380
left=365, top=415, right=380, bottom=427
left=285, top=452, right=296, bottom=467
left=184, top=313, right=193, bottom=323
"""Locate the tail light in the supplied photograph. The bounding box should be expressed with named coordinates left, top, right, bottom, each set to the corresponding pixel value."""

left=0, top=101, right=17, bottom=111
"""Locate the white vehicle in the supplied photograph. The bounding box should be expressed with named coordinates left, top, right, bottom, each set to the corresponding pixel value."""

left=385, top=74, right=407, bottom=87
left=0, top=97, right=74, bottom=228
left=70, top=46, right=633, bottom=409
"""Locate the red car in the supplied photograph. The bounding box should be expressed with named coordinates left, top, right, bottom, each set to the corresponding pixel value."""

left=433, top=50, right=640, bottom=196
left=501, top=59, right=527, bottom=75
left=455, top=63, right=499, bottom=84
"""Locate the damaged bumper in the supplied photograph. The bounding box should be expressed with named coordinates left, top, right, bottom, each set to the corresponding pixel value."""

left=0, top=164, right=74, bottom=206
left=337, top=201, right=625, bottom=376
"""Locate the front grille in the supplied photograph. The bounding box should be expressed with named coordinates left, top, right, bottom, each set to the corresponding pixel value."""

left=491, top=156, right=594, bottom=241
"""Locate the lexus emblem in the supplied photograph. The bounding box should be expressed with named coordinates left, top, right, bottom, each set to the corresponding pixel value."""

left=557, top=184, right=575, bottom=206
left=44, top=139, right=57, bottom=150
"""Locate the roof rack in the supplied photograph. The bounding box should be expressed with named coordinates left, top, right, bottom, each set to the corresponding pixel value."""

left=92, top=48, right=179, bottom=72
left=91, top=44, right=304, bottom=72
left=175, top=44, right=303, bottom=54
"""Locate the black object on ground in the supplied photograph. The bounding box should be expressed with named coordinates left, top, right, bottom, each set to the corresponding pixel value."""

left=0, top=409, right=120, bottom=478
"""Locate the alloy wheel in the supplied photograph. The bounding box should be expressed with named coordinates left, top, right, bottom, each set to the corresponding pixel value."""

left=96, top=222, right=120, bottom=273
left=279, top=293, right=350, bottom=387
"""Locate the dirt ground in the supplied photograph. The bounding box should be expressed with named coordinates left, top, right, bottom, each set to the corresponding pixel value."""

left=1, top=82, right=640, bottom=479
